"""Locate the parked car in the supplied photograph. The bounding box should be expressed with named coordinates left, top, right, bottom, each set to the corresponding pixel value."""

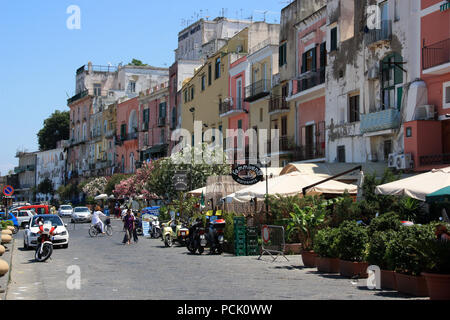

left=23, top=215, right=69, bottom=249
left=71, top=207, right=92, bottom=223
left=11, top=210, right=36, bottom=228
left=0, top=212, right=20, bottom=234
left=17, top=205, right=50, bottom=215
left=58, top=205, right=73, bottom=217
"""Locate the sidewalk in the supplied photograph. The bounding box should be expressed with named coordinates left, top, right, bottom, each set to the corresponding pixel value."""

left=0, top=237, right=15, bottom=300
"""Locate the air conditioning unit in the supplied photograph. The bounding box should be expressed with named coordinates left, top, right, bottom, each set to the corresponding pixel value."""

left=415, top=105, right=435, bottom=120
left=388, top=153, right=397, bottom=168
left=396, top=154, right=413, bottom=170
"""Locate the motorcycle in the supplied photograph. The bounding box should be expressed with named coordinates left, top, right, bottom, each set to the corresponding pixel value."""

left=150, top=217, right=161, bottom=239
left=35, top=222, right=63, bottom=262
left=186, top=220, right=207, bottom=254
left=207, top=218, right=226, bottom=255
left=162, top=220, right=189, bottom=247
left=134, top=216, right=143, bottom=236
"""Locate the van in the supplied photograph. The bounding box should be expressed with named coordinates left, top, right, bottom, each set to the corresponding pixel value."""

left=17, top=205, right=50, bottom=215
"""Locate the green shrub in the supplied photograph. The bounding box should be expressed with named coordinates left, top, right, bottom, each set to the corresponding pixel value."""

left=368, top=212, right=402, bottom=236
left=367, top=230, right=396, bottom=270
left=335, top=221, right=369, bottom=262
left=385, top=224, right=435, bottom=276
left=222, top=212, right=236, bottom=245
left=314, top=228, right=339, bottom=258
left=415, top=238, right=450, bottom=275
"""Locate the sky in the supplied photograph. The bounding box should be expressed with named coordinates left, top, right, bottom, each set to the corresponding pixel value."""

left=0, top=0, right=286, bottom=176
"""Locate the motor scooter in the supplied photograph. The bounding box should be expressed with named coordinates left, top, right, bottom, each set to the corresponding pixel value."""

left=208, top=218, right=226, bottom=254
left=162, top=219, right=189, bottom=247
left=186, top=219, right=207, bottom=254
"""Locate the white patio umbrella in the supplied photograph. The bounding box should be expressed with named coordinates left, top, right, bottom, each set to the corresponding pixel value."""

left=94, top=194, right=108, bottom=201
left=226, top=172, right=357, bottom=203
left=375, top=167, right=450, bottom=202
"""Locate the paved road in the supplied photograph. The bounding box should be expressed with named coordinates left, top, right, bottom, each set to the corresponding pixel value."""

left=6, top=218, right=422, bottom=300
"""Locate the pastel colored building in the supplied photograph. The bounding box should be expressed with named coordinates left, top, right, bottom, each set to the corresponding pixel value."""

left=116, top=97, right=140, bottom=174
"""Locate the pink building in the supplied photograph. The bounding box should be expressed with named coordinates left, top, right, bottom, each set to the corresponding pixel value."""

left=404, top=0, right=450, bottom=171
left=139, top=84, right=170, bottom=162
left=287, top=6, right=327, bottom=161
left=116, top=97, right=139, bottom=174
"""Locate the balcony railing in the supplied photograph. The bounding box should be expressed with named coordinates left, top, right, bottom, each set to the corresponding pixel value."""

left=67, top=90, right=89, bottom=105
left=269, top=96, right=289, bottom=113
left=420, top=154, right=450, bottom=167
left=219, top=98, right=246, bottom=116
left=365, top=20, right=392, bottom=47
left=423, top=38, right=450, bottom=70
left=267, top=136, right=297, bottom=153
left=360, top=108, right=400, bottom=134
left=244, top=79, right=270, bottom=102
left=297, top=68, right=326, bottom=93
left=158, top=117, right=166, bottom=127
left=121, top=132, right=138, bottom=141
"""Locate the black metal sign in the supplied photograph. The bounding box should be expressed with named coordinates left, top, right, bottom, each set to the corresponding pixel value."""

left=231, top=164, right=264, bottom=186
left=173, top=172, right=189, bottom=191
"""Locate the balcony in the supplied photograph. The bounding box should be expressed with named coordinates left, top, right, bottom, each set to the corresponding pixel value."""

left=422, top=38, right=450, bottom=74
left=244, top=79, right=270, bottom=102
left=14, top=167, right=26, bottom=174
left=269, top=96, right=289, bottom=114
left=67, top=90, right=89, bottom=105
left=105, top=129, right=116, bottom=138
left=219, top=98, right=246, bottom=117
left=267, top=136, right=297, bottom=154
left=360, top=108, right=400, bottom=135
left=120, top=132, right=138, bottom=142
left=365, top=20, right=392, bottom=47
left=158, top=117, right=166, bottom=127
left=297, top=68, right=326, bottom=93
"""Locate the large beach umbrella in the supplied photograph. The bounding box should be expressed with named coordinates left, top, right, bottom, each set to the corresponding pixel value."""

left=94, top=194, right=108, bottom=201
left=375, top=167, right=450, bottom=202
left=426, top=186, right=450, bottom=204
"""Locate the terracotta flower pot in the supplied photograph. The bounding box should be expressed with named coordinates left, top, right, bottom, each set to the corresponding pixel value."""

left=316, top=257, right=340, bottom=273
left=0, top=245, right=5, bottom=256
left=395, top=273, right=429, bottom=297
left=423, top=273, right=450, bottom=300
left=380, top=270, right=397, bottom=290
left=1, top=234, right=12, bottom=244
left=339, top=260, right=369, bottom=278
left=301, top=251, right=318, bottom=268
left=0, top=258, right=9, bottom=277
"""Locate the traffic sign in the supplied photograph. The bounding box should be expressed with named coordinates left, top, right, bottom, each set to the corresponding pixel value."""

left=3, top=185, right=14, bottom=197
left=262, top=225, right=270, bottom=244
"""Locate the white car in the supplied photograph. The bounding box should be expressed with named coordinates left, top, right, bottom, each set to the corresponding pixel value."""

left=23, top=215, right=69, bottom=249
left=11, top=210, right=36, bottom=228
left=58, top=205, right=73, bottom=217
left=71, top=207, right=92, bottom=223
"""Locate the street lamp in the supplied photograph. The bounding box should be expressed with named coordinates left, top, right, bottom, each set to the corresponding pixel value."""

left=259, top=157, right=271, bottom=224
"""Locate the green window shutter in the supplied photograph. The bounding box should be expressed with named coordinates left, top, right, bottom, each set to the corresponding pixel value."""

left=394, top=53, right=403, bottom=85
left=397, top=86, right=403, bottom=110
left=320, top=42, right=326, bottom=67
left=279, top=45, right=283, bottom=66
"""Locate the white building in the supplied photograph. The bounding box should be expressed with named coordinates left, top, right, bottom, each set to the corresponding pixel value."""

left=35, top=148, right=66, bottom=202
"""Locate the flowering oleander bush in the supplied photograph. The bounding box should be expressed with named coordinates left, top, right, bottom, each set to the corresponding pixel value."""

left=82, top=177, right=108, bottom=197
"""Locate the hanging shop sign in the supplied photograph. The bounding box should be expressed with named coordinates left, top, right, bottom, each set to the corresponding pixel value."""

left=231, top=164, right=264, bottom=186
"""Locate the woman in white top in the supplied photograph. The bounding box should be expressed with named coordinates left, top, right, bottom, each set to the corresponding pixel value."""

left=92, top=206, right=107, bottom=234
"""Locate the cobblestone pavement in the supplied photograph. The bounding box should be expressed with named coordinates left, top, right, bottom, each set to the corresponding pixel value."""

left=6, top=219, right=424, bottom=300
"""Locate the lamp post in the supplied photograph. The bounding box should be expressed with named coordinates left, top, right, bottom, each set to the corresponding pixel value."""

left=260, top=157, right=270, bottom=224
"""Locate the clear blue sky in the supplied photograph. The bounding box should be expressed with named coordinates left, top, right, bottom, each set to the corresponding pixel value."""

left=0, top=0, right=284, bottom=176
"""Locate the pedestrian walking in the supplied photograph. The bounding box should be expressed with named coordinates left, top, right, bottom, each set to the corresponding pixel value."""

left=122, top=209, right=135, bottom=245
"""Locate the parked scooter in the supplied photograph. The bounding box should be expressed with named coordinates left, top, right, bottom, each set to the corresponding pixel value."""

left=134, top=216, right=143, bottom=236
left=207, top=218, right=226, bottom=254
left=150, top=216, right=161, bottom=239
left=186, top=218, right=207, bottom=254
left=162, top=219, right=189, bottom=247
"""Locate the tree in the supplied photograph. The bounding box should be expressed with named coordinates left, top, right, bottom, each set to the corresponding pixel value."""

left=38, top=178, right=54, bottom=196
left=129, top=59, right=148, bottom=66
left=82, top=177, right=108, bottom=197
left=37, top=110, right=70, bottom=151
left=105, top=174, right=130, bottom=195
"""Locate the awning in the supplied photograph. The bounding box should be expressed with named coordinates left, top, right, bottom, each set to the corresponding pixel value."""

left=375, top=167, right=450, bottom=201
left=188, top=187, right=206, bottom=196
left=426, top=186, right=450, bottom=204
left=225, top=172, right=357, bottom=203
left=142, top=144, right=167, bottom=157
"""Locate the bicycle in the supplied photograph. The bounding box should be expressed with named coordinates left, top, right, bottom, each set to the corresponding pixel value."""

left=89, top=219, right=113, bottom=237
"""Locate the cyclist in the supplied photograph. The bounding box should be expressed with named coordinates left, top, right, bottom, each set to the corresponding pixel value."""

left=92, top=206, right=107, bottom=234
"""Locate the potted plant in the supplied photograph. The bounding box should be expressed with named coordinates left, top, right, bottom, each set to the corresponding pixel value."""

left=314, top=227, right=340, bottom=273
left=335, top=221, right=369, bottom=278
left=287, top=198, right=327, bottom=268
left=417, top=227, right=450, bottom=300
left=367, top=212, right=402, bottom=290
left=385, top=224, right=434, bottom=297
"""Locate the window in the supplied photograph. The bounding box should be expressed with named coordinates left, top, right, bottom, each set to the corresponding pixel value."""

left=184, top=90, right=188, bottom=103
left=330, top=27, right=338, bottom=52
left=349, top=94, right=360, bottom=123
left=394, top=0, right=400, bottom=21
left=201, top=75, right=206, bottom=91
left=281, top=117, right=287, bottom=136
left=215, top=58, right=221, bottom=79
left=279, top=43, right=287, bottom=66
left=382, top=53, right=403, bottom=110
left=94, top=84, right=101, bottom=96
left=301, top=48, right=316, bottom=73
left=208, top=64, right=212, bottom=85
left=120, top=124, right=126, bottom=139
left=406, top=127, right=412, bottom=138
left=130, top=81, right=136, bottom=93
left=260, top=108, right=263, bottom=122
left=337, top=146, right=346, bottom=163
left=190, top=86, right=195, bottom=100
left=384, top=140, right=392, bottom=160
left=159, top=102, right=166, bottom=119
left=236, top=78, right=242, bottom=110
left=444, top=82, right=450, bottom=109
